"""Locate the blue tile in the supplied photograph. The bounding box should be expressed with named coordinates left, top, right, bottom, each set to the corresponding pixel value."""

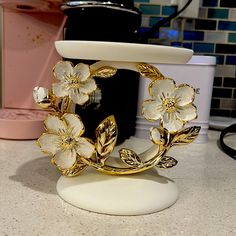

left=208, top=54, right=224, bottom=64
left=140, top=4, right=160, bottom=15
left=224, top=78, right=236, bottom=87
left=228, top=33, right=236, bottom=43
left=162, top=6, right=177, bottom=16
left=193, top=43, right=215, bottom=53
left=134, top=0, right=150, bottom=2
left=149, top=17, right=170, bottom=27
left=216, top=55, right=225, bottom=64
left=182, top=43, right=193, bottom=49
left=220, top=0, right=236, bottom=8
left=216, top=44, right=236, bottom=53
left=159, top=29, right=179, bottom=40
left=138, top=27, right=159, bottom=38
left=214, top=54, right=225, bottom=65
left=195, top=19, right=217, bottom=30
left=226, top=56, right=236, bottom=65
left=171, top=42, right=182, bottom=47
left=138, top=27, right=151, bottom=34
left=218, top=21, right=236, bottom=31
left=202, top=0, right=218, bottom=7
left=183, top=31, right=204, bottom=41
left=208, top=8, right=229, bottom=19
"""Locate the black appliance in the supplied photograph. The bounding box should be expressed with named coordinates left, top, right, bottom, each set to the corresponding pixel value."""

left=61, top=0, right=142, bottom=144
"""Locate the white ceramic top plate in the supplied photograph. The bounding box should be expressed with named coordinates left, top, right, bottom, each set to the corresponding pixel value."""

left=55, top=41, right=193, bottom=64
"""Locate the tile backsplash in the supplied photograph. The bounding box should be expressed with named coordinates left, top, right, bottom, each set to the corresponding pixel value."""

left=135, top=0, right=236, bottom=117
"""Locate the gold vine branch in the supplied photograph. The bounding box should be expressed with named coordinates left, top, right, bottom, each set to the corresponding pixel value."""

left=55, top=115, right=200, bottom=176
left=34, top=61, right=200, bottom=177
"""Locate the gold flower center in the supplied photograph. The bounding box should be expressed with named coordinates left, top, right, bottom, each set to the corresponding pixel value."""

left=163, top=98, right=176, bottom=112
left=60, top=134, right=76, bottom=150
left=67, top=76, right=80, bottom=89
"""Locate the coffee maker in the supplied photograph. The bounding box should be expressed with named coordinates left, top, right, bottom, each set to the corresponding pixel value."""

left=62, top=0, right=142, bottom=144
left=0, top=0, right=66, bottom=139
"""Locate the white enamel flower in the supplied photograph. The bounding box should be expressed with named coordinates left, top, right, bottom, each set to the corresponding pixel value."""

left=33, top=86, right=56, bottom=109
left=38, top=113, right=95, bottom=169
left=52, top=61, right=97, bottom=105
left=33, top=87, right=49, bottom=104
left=142, top=78, right=197, bottom=133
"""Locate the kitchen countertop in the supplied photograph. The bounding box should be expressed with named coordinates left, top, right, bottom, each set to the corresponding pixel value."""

left=0, top=130, right=235, bottom=236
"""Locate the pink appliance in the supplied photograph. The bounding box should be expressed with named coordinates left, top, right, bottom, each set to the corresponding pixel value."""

left=0, top=0, right=66, bottom=139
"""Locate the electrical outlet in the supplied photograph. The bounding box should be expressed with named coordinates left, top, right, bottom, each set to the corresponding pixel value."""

left=177, top=0, right=200, bottom=18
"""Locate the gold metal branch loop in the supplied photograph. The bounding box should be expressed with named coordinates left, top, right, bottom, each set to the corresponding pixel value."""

left=34, top=61, right=200, bottom=177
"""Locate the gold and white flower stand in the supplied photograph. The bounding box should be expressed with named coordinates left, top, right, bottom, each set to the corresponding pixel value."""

left=34, top=41, right=200, bottom=215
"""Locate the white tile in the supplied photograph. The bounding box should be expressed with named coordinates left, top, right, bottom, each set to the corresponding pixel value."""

left=220, top=99, right=236, bottom=109
left=198, top=7, right=207, bottom=18
left=172, top=18, right=182, bottom=30
left=215, top=65, right=236, bottom=77
left=183, top=19, right=195, bottom=30
left=141, top=16, right=150, bottom=27
left=150, top=0, right=172, bottom=5
left=229, top=9, right=236, bottom=20
left=204, top=31, right=227, bottom=43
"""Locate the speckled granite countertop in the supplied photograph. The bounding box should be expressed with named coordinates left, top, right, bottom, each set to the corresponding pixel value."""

left=0, top=130, right=235, bottom=236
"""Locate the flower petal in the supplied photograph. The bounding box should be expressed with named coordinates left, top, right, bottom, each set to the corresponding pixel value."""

left=53, top=149, right=77, bottom=169
left=174, top=84, right=195, bottom=106
left=79, top=79, right=97, bottom=94
left=162, top=112, right=183, bottom=133
left=63, top=113, right=85, bottom=137
left=75, top=138, right=95, bottom=158
left=150, top=127, right=164, bottom=145
left=69, top=89, right=89, bottom=105
left=74, top=63, right=90, bottom=82
left=150, top=78, right=175, bottom=100
left=44, top=115, right=67, bottom=134
left=33, top=87, right=49, bottom=103
left=176, top=104, right=197, bottom=122
left=53, top=61, right=73, bottom=81
left=52, top=82, right=69, bottom=98
left=38, top=133, right=60, bottom=155
left=142, top=100, right=164, bottom=121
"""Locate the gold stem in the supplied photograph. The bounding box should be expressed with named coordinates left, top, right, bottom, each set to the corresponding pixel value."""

left=81, top=146, right=169, bottom=175
left=61, top=96, right=73, bottom=113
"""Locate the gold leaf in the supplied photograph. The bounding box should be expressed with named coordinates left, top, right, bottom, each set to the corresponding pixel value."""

left=119, top=149, right=143, bottom=168
left=172, top=126, right=201, bottom=145
left=137, top=63, right=165, bottom=80
left=95, top=115, right=118, bottom=163
left=92, top=66, right=117, bottom=78
left=156, top=156, right=178, bottom=169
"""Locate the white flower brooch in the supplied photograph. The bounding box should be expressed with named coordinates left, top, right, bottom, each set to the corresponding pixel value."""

left=34, top=61, right=200, bottom=176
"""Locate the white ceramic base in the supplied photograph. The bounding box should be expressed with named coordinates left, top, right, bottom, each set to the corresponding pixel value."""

left=57, top=168, right=178, bottom=216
